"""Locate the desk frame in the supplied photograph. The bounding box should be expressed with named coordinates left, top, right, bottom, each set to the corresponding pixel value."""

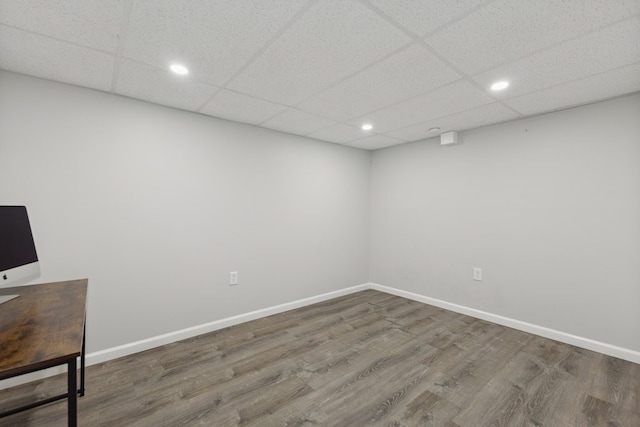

left=0, top=279, right=87, bottom=427
left=0, top=324, right=85, bottom=422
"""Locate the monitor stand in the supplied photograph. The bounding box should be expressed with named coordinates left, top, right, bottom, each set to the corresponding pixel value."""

left=0, top=294, right=19, bottom=305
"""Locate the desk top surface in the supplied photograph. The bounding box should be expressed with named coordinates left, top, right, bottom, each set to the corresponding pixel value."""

left=0, top=279, right=87, bottom=378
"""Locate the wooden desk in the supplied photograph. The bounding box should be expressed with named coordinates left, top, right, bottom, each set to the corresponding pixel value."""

left=0, top=279, right=87, bottom=427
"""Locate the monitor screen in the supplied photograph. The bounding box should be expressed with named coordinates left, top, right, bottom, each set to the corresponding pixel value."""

left=0, top=206, right=41, bottom=290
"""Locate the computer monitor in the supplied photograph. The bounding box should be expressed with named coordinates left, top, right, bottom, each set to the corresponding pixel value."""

left=0, top=206, right=41, bottom=305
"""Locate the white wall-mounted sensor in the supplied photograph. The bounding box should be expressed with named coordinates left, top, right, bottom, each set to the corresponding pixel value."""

left=440, top=131, right=459, bottom=146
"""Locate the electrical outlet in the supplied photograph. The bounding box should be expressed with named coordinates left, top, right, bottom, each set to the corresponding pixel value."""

left=229, top=271, right=238, bottom=286
left=473, top=268, right=482, bottom=281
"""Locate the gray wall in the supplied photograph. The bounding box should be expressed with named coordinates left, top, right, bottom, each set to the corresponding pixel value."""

left=2, top=70, right=639, bottom=357
left=0, top=71, right=371, bottom=353
left=370, top=94, right=640, bottom=352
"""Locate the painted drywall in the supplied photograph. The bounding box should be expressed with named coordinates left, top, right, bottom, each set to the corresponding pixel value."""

left=2, top=69, right=638, bottom=360
left=370, top=93, right=640, bottom=353
left=0, top=71, right=371, bottom=353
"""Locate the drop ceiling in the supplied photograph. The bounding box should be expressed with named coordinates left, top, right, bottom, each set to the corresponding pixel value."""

left=1, top=0, right=639, bottom=150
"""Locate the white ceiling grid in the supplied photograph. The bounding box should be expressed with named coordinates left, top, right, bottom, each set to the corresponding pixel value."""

left=0, top=0, right=639, bottom=150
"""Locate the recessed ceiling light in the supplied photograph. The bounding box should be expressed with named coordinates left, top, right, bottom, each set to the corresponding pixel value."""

left=170, top=64, right=189, bottom=75
left=490, top=80, right=509, bottom=91
left=361, top=123, right=373, bottom=131
left=429, top=127, right=441, bottom=132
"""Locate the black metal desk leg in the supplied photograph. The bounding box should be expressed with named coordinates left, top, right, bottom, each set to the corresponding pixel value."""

left=67, top=358, right=77, bottom=427
left=80, top=322, right=86, bottom=396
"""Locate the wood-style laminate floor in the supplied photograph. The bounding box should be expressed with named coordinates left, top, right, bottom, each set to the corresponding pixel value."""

left=1, top=290, right=638, bottom=426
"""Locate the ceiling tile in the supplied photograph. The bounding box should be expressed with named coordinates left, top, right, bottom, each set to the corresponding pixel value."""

left=200, top=90, right=288, bottom=125
left=307, top=124, right=374, bottom=144
left=426, top=0, right=640, bottom=75
left=261, top=108, right=336, bottom=136
left=0, top=25, right=114, bottom=91
left=387, top=102, right=520, bottom=141
left=227, top=0, right=412, bottom=105
left=349, top=79, right=494, bottom=133
left=346, top=134, right=405, bottom=150
left=298, top=44, right=461, bottom=122
left=503, top=62, right=640, bottom=116
left=123, top=0, right=309, bottom=86
left=368, top=0, right=490, bottom=36
left=472, top=17, right=640, bottom=99
left=0, top=0, right=124, bottom=52
left=115, top=59, right=219, bottom=111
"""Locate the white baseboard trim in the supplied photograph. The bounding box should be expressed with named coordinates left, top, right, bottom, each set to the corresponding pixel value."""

left=1, top=283, right=369, bottom=390
left=369, top=283, right=640, bottom=364
left=87, top=283, right=369, bottom=366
